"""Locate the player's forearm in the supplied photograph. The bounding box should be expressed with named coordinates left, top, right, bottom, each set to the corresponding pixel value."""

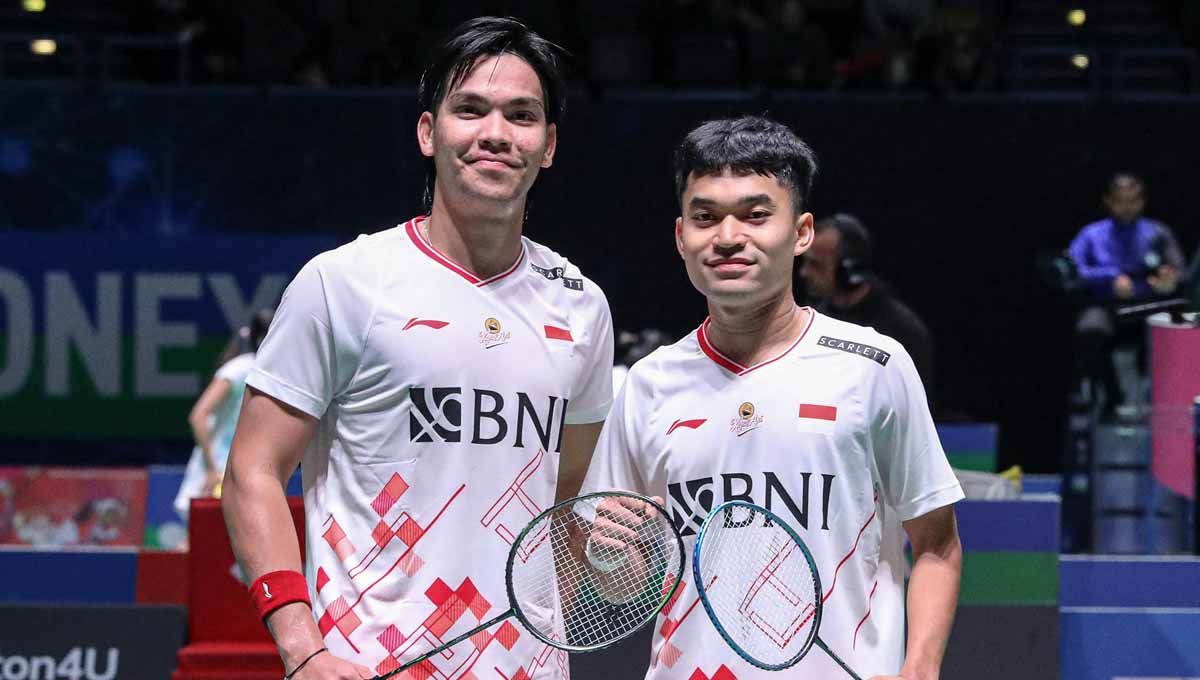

left=188, top=415, right=216, bottom=469
left=900, top=536, right=962, bottom=679
left=221, top=462, right=320, bottom=665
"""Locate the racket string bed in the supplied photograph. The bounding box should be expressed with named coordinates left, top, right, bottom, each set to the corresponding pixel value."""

left=694, top=502, right=861, bottom=679
left=512, top=496, right=681, bottom=648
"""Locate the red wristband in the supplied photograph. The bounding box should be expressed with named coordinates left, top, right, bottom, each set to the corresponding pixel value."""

left=249, top=570, right=311, bottom=621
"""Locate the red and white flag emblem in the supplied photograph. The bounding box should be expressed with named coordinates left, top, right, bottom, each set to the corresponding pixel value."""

left=544, top=325, right=573, bottom=342
left=798, top=404, right=837, bottom=421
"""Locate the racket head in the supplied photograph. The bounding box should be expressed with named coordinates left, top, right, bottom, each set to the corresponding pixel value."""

left=692, top=500, right=823, bottom=671
left=505, top=491, right=685, bottom=653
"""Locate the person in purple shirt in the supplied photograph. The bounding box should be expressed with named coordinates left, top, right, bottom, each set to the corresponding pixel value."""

left=1068, top=173, right=1185, bottom=415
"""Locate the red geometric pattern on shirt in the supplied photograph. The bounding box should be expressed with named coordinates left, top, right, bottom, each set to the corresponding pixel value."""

left=397, top=517, right=424, bottom=546
left=372, top=520, right=394, bottom=548
left=659, top=641, right=683, bottom=669
left=688, top=665, right=738, bottom=680
left=493, top=620, right=520, bottom=650
left=323, top=518, right=356, bottom=562
left=422, top=577, right=491, bottom=638
left=316, top=566, right=331, bottom=592
left=378, top=625, right=407, bottom=654
left=317, top=485, right=464, bottom=659
left=399, top=550, right=425, bottom=577
left=480, top=448, right=545, bottom=558
left=652, top=578, right=709, bottom=671
left=372, top=473, right=411, bottom=516
left=336, top=609, right=363, bottom=636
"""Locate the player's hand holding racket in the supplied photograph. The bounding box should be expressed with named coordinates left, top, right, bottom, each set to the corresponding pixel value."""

left=583, top=494, right=668, bottom=602
left=693, top=501, right=864, bottom=679
left=373, top=491, right=684, bottom=679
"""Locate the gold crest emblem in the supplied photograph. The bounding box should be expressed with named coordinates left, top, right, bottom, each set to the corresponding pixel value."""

left=485, top=318, right=502, bottom=334
left=738, top=402, right=755, bottom=420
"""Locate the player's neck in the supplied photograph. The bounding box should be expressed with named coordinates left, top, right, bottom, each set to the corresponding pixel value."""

left=705, top=293, right=809, bottom=366
left=426, top=192, right=526, bottom=280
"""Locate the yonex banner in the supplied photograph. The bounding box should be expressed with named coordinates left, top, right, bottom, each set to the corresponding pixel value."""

left=0, top=230, right=338, bottom=438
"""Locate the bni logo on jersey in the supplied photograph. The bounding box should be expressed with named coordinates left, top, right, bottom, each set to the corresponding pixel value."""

left=730, top=401, right=764, bottom=436
left=479, top=317, right=512, bottom=349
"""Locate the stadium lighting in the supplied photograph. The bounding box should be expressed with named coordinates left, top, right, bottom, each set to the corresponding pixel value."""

left=23, top=0, right=46, bottom=11
left=1071, top=54, right=1090, bottom=70
left=30, top=39, right=56, bottom=56
left=1067, top=9, right=1086, bottom=26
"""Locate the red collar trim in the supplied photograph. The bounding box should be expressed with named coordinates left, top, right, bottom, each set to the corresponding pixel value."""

left=406, top=216, right=525, bottom=287
left=697, top=308, right=815, bottom=376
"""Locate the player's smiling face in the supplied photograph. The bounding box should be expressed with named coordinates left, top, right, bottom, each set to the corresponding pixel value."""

left=418, top=53, right=557, bottom=207
left=675, top=170, right=813, bottom=306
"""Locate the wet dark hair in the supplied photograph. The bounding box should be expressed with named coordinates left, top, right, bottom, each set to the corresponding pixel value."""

left=417, top=16, right=569, bottom=208
left=674, top=115, right=818, bottom=214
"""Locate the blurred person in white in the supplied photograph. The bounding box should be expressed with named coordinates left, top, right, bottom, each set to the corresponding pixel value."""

left=174, top=309, right=274, bottom=523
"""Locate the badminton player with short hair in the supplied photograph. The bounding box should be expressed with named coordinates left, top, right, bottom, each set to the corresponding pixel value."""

left=580, top=115, right=963, bottom=679
left=221, top=17, right=614, bottom=680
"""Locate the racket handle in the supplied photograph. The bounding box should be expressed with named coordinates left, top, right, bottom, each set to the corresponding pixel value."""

left=814, top=636, right=864, bottom=680
left=373, top=611, right=514, bottom=680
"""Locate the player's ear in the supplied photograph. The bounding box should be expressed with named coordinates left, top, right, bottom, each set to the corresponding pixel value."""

left=675, top=216, right=685, bottom=258
left=540, top=123, right=557, bottom=169
left=417, top=111, right=436, bottom=158
left=793, top=211, right=814, bottom=257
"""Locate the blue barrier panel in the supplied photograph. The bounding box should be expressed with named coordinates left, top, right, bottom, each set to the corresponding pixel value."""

left=956, top=498, right=1060, bottom=552
left=1022, top=474, right=1061, bottom=495
left=1060, top=608, right=1200, bottom=680
left=0, top=547, right=137, bottom=603
left=1060, top=556, right=1200, bottom=608
left=936, top=423, right=998, bottom=453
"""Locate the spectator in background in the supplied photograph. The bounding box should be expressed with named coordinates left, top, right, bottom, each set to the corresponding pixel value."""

left=174, top=309, right=273, bottom=526
left=1068, top=174, right=1186, bottom=415
left=766, top=0, right=834, bottom=87
left=799, top=213, right=935, bottom=404
left=612, top=327, right=670, bottom=394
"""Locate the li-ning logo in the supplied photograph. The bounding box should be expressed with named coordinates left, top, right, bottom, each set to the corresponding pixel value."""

left=262, top=583, right=273, bottom=599
left=730, top=401, right=764, bottom=436
left=530, top=262, right=584, bottom=291
left=479, top=317, right=512, bottom=349
left=817, top=335, right=891, bottom=366
left=667, top=418, right=707, bottom=435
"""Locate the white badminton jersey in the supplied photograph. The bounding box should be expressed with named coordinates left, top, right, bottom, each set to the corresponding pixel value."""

left=580, top=309, right=963, bottom=680
left=247, top=216, right=614, bottom=679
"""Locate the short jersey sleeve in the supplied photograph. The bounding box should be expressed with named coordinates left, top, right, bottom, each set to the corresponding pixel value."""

left=563, top=286, right=615, bottom=425
left=579, top=366, right=650, bottom=495
left=215, top=353, right=255, bottom=384
left=247, top=252, right=374, bottom=418
left=871, top=343, right=964, bottom=521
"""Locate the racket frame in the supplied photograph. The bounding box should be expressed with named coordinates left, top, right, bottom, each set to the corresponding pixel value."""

left=692, top=499, right=824, bottom=671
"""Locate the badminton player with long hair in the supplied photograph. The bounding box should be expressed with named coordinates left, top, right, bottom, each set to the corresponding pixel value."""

left=221, top=17, right=616, bottom=680
left=580, top=116, right=963, bottom=679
